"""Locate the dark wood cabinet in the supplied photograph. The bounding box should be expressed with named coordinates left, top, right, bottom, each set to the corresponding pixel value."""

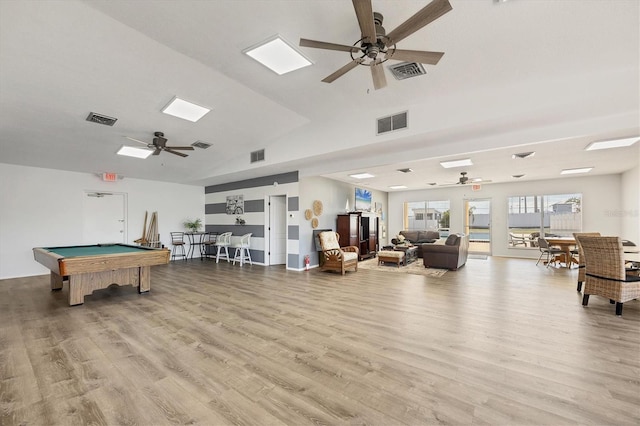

left=337, top=212, right=379, bottom=260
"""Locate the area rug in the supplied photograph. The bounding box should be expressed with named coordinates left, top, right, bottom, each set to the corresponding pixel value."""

left=357, top=257, right=447, bottom=277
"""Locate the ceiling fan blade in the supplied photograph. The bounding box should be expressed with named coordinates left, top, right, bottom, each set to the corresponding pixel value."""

left=300, top=38, right=363, bottom=53
left=165, top=149, right=189, bottom=158
left=389, top=49, right=444, bottom=65
left=125, top=136, right=150, bottom=146
left=352, top=0, right=376, bottom=44
left=385, top=0, right=452, bottom=46
left=370, top=60, right=387, bottom=90
left=152, top=148, right=161, bottom=156
left=321, top=58, right=364, bottom=83
left=164, top=146, right=195, bottom=151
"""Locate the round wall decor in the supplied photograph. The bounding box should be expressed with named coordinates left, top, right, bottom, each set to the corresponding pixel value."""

left=311, top=217, right=319, bottom=228
left=304, top=209, right=313, bottom=220
left=313, top=200, right=323, bottom=216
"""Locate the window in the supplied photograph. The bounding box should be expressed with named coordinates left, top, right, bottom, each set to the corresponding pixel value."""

left=507, top=193, right=582, bottom=248
left=404, top=201, right=450, bottom=232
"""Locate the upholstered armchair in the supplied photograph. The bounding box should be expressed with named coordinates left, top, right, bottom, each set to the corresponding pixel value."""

left=318, top=231, right=359, bottom=275
left=580, top=236, right=640, bottom=316
left=573, top=232, right=601, bottom=291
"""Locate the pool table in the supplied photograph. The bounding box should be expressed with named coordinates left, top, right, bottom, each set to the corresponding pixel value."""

left=33, top=244, right=170, bottom=306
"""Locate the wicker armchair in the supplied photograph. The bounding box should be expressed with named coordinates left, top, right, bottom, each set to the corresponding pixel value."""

left=573, top=232, right=601, bottom=292
left=318, top=231, right=359, bottom=275
left=580, top=236, right=640, bottom=316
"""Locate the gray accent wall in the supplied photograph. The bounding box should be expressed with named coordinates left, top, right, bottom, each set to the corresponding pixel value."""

left=205, top=171, right=298, bottom=193
left=244, top=199, right=264, bottom=213
left=205, top=203, right=226, bottom=214
left=288, top=253, right=299, bottom=269
left=288, top=225, right=299, bottom=240
left=288, top=196, right=298, bottom=212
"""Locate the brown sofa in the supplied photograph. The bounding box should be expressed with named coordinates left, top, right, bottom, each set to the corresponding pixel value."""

left=422, top=233, right=469, bottom=270
left=392, top=230, right=440, bottom=258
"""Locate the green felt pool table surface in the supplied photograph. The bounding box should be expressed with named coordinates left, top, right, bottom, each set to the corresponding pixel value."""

left=45, top=244, right=156, bottom=258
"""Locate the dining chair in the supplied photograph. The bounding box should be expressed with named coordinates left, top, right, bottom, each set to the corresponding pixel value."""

left=573, top=232, right=601, bottom=291
left=169, top=232, right=186, bottom=261
left=536, top=237, right=563, bottom=267
left=580, top=236, right=640, bottom=316
left=214, top=232, right=232, bottom=263
left=231, top=233, right=253, bottom=266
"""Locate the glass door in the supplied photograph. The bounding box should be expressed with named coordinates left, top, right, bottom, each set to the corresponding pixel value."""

left=464, top=198, right=491, bottom=254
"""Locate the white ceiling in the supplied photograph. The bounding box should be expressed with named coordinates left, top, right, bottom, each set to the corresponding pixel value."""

left=1, top=0, right=638, bottom=191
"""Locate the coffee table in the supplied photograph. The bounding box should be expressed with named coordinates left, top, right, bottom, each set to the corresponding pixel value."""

left=393, top=245, right=418, bottom=266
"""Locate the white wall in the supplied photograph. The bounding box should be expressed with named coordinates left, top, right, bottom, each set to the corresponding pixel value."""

left=299, top=176, right=389, bottom=267
left=621, top=165, right=640, bottom=245
left=388, top=173, right=626, bottom=259
left=0, top=163, right=204, bottom=279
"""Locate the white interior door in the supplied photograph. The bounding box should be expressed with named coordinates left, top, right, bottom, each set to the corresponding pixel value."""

left=269, top=195, right=286, bottom=265
left=83, top=191, right=126, bottom=244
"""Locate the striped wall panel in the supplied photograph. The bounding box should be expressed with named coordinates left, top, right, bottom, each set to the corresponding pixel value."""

left=204, top=171, right=299, bottom=268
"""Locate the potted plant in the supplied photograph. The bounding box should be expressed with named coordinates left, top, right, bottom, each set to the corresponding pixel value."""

left=183, top=218, right=202, bottom=233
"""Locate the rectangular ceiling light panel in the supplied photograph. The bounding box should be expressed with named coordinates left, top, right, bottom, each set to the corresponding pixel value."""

left=585, top=136, right=639, bottom=151
left=117, top=145, right=153, bottom=159
left=349, top=173, right=375, bottom=179
left=244, top=36, right=312, bottom=75
left=440, top=158, right=473, bottom=168
left=389, top=185, right=408, bottom=189
left=162, top=97, right=210, bottom=122
left=561, top=167, right=593, bottom=175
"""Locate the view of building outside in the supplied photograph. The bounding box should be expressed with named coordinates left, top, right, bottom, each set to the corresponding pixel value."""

left=507, top=193, right=582, bottom=247
left=405, top=201, right=450, bottom=233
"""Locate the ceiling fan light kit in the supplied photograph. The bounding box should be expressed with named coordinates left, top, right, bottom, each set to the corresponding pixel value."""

left=125, top=131, right=195, bottom=158
left=299, top=0, right=452, bottom=90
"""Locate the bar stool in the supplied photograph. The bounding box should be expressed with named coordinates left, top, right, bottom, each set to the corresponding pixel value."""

left=201, top=231, right=218, bottom=259
left=214, top=232, right=232, bottom=263
left=170, top=232, right=186, bottom=261
left=232, top=233, right=252, bottom=266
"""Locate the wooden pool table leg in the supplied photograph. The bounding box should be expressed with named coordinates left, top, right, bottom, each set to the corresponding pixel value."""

left=50, top=272, right=63, bottom=291
left=68, top=276, right=85, bottom=306
left=139, top=266, right=151, bottom=293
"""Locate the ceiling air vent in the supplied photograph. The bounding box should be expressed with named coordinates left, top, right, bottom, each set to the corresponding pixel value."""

left=512, top=151, right=536, bottom=159
left=86, top=112, right=117, bottom=126
left=250, top=149, right=265, bottom=163
left=377, top=111, right=408, bottom=135
left=397, top=168, right=413, bottom=173
left=192, top=140, right=212, bottom=149
left=389, top=62, right=426, bottom=80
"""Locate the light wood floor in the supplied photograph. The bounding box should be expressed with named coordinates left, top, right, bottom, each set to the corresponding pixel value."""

left=1, top=257, right=639, bottom=425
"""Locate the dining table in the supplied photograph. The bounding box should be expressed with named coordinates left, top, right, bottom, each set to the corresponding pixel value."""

left=545, top=237, right=578, bottom=268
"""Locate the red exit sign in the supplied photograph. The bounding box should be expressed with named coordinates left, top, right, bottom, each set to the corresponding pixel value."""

left=102, top=172, right=118, bottom=182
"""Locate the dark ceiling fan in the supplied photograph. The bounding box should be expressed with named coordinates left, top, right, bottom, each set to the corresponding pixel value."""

left=125, top=131, right=194, bottom=157
left=299, top=0, right=452, bottom=90
left=435, top=172, right=492, bottom=186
